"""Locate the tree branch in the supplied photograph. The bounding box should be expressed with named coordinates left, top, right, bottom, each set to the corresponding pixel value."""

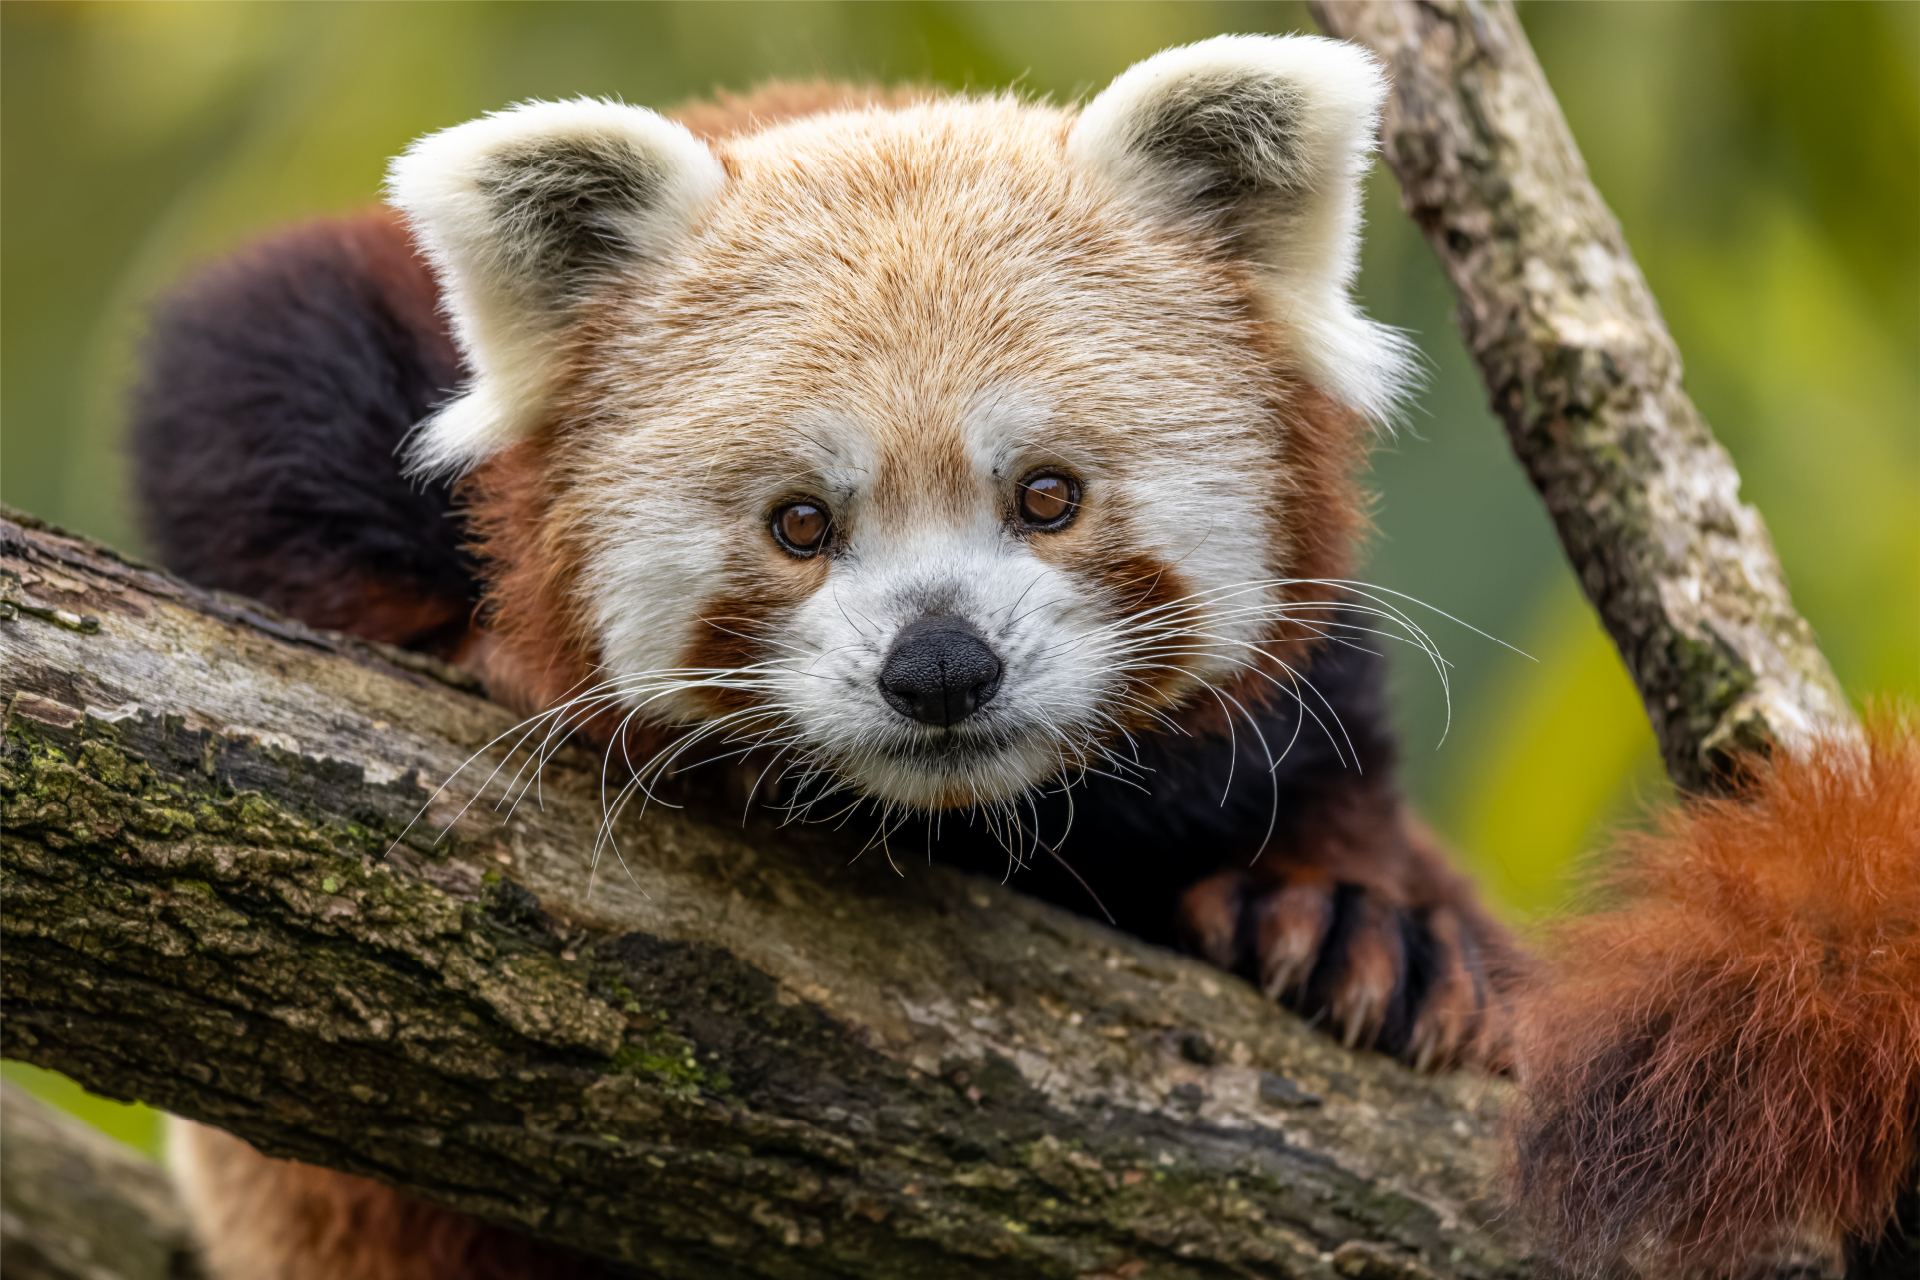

left=1312, top=0, right=1855, bottom=790
left=1, top=507, right=1529, bottom=1278
left=1, top=1081, right=208, bottom=1280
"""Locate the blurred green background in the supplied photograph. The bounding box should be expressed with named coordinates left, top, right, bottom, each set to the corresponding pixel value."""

left=4, top=1, right=1916, bottom=1159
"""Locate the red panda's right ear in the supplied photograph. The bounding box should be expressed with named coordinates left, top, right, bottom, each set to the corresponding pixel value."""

left=386, top=99, right=725, bottom=477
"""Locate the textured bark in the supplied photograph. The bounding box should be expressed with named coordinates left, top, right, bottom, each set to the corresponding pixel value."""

left=0, top=507, right=1529, bottom=1278
left=0, top=1082, right=208, bottom=1280
left=1312, top=0, right=1856, bottom=790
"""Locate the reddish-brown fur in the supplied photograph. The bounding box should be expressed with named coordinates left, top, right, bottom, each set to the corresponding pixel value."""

left=1185, top=377, right=1371, bottom=741
left=672, top=82, right=936, bottom=143
left=289, top=571, right=472, bottom=653
left=1265, top=380, right=1370, bottom=631
left=455, top=438, right=595, bottom=715
left=170, top=1124, right=628, bottom=1280
left=1511, top=710, right=1920, bottom=1275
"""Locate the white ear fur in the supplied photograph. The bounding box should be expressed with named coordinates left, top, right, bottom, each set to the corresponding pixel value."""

left=387, top=98, right=725, bottom=476
left=1069, top=35, right=1415, bottom=426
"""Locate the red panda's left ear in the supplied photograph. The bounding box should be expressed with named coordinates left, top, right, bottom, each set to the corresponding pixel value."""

left=1069, top=35, right=1414, bottom=428
left=387, top=98, right=725, bottom=477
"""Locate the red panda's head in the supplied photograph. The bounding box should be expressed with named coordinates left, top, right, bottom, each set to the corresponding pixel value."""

left=388, top=36, right=1411, bottom=811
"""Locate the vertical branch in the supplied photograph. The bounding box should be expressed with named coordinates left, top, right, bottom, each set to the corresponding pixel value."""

left=1313, top=0, right=1855, bottom=790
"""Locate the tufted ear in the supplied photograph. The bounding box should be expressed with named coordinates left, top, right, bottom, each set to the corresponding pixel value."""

left=1069, top=35, right=1413, bottom=426
left=387, top=98, right=725, bottom=476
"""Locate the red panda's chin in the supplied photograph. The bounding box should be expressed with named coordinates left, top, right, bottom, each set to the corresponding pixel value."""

left=820, top=726, right=1073, bottom=811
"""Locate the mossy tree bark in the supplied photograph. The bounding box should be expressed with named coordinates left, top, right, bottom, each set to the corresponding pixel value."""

left=1311, top=0, right=1855, bottom=790
left=1, top=508, right=1527, bottom=1278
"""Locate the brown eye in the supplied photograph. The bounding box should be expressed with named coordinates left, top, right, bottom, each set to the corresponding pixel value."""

left=1017, top=472, right=1080, bottom=530
left=771, top=500, right=832, bottom=556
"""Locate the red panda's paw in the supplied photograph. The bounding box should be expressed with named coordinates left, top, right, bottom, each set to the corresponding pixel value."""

left=1177, top=866, right=1512, bottom=1072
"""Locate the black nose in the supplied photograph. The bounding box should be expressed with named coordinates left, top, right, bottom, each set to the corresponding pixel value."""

left=879, top=616, right=1004, bottom=727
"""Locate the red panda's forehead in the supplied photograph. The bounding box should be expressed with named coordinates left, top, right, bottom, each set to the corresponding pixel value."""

left=569, top=98, right=1285, bottom=513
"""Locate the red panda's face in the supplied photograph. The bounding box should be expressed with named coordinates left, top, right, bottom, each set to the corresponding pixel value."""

left=389, top=37, right=1411, bottom=810
left=551, top=103, right=1300, bottom=808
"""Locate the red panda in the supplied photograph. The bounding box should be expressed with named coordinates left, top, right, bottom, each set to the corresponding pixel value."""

left=125, top=32, right=1918, bottom=1280
left=136, top=37, right=1520, bottom=1076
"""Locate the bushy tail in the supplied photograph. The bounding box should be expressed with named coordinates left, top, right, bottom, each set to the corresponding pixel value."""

left=1512, top=710, right=1920, bottom=1277
left=129, top=209, right=479, bottom=654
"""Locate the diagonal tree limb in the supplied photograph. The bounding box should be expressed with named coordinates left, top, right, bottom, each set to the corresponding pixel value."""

left=1, top=507, right=1530, bottom=1278
left=1312, top=0, right=1856, bottom=790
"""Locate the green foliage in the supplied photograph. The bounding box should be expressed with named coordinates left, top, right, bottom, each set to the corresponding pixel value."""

left=1, top=2, right=1913, bottom=1136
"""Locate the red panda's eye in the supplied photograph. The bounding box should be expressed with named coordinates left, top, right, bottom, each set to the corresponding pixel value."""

left=1017, top=473, right=1080, bottom=529
left=771, top=501, right=831, bottom=557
